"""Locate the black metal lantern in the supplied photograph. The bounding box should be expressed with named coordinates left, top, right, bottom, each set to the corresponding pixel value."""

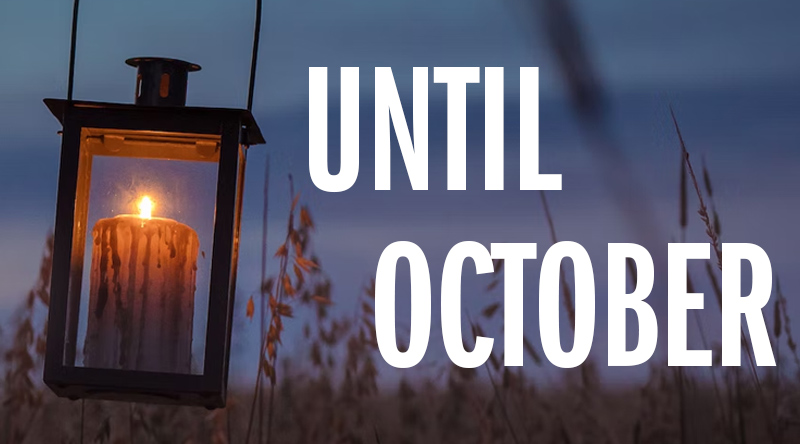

left=42, top=56, right=264, bottom=408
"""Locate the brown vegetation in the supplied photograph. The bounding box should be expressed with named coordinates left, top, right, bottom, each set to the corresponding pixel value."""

left=3, top=129, right=800, bottom=443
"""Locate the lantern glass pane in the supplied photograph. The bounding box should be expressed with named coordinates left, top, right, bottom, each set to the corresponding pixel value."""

left=65, top=127, right=221, bottom=375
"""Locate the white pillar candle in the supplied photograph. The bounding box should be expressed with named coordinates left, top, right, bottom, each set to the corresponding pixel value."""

left=83, top=207, right=199, bottom=374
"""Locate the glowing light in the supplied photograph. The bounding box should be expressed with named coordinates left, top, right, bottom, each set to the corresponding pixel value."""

left=138, top=196, right=153, bottom=219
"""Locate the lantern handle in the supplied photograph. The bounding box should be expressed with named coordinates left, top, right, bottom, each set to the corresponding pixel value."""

left=66, top=0, right=79, bottom=102
left=66, top=0, right=265, bottom=111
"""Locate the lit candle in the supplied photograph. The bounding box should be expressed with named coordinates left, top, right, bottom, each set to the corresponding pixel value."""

left=83, top=196, right=199, bottom=374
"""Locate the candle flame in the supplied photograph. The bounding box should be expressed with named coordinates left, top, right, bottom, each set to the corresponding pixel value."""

left=138, top=196, right=153, bottom=219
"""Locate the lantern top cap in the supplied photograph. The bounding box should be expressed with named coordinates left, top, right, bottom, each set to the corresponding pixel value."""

left=125, top=57, right=201, bottom=72
left=126, top=57, right=201, bottom=107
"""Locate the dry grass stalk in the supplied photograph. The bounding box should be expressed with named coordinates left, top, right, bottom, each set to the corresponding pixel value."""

left=680, top=149, right=688, bottom=241
left=775, top=280, right=800, bottom=367
left=258, top=155, right=270, bottom=444
left=670, top=107, right=722, bottom=269
left=244, top=171, right=322, bottom=444
left=465, top=313, right=521, bottom=444
left=701, top=156, right=722, bottom=239
left=537, top=192, right=622, bottom=444
left=539, top=191, right=576, bottom=330
left=671, top=108, right=783, bottom=442
left=2, top=235, right=51, bottom=444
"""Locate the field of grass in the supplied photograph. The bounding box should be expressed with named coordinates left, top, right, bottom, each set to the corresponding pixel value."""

left=3, top=1, right=798, bottom=442
left=3, top=130, right=800, bottom=444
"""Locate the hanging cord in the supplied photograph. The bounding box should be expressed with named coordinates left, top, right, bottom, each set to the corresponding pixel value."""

left=67, top=0, right=80, bottom=101
left=246, top=0, right=263, bottom=112
left=65, top=0, right=264, bottom=110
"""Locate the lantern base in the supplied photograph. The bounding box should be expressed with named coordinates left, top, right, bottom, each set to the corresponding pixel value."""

left=44, top=367, right=227, bottom=409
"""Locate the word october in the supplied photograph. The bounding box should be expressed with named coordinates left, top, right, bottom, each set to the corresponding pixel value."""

left=373, top=242, right=776, bottom=370
left=307, top=67, right=776, bottom=370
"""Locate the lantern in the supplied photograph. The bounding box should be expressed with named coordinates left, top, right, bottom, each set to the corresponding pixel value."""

left=43, top=57, right=264, bottom=408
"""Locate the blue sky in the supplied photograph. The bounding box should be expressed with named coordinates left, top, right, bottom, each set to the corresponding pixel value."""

left=1, top=0, right=800, bottom=385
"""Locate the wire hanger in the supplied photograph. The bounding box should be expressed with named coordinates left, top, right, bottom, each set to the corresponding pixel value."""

left=65, top=0, right=264, bottom=112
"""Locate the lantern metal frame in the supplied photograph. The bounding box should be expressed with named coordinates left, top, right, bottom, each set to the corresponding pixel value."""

left=42, top=99, right=264, bottom=408
left=42, top=0, right=266, bottom=408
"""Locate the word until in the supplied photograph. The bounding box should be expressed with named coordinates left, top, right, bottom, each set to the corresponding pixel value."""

left=308, top=67, right=562, bottom=192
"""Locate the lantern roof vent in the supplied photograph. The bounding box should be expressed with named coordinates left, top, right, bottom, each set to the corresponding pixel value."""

left=126, top=57, right=201, bottom=107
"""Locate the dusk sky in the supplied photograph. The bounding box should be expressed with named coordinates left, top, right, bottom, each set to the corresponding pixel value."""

left=2, top=0, right=800, bottom=385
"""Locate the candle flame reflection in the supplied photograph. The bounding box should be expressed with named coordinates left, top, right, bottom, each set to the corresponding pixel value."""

left=138, top=196, right=153, bottom=219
